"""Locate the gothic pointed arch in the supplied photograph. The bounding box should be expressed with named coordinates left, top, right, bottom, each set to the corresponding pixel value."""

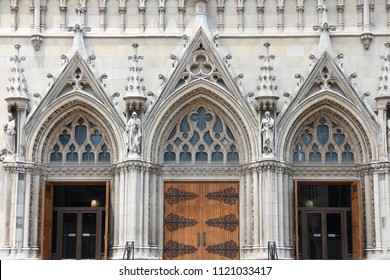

left=144, top=81, right=258, bottom=164
left=25, top=92, right=125, bottom=165
left=277, top=93, right=378, bottom=165
left=25, top=49, right=126, bottom=165
left=277, top=50, right=379, bottom=164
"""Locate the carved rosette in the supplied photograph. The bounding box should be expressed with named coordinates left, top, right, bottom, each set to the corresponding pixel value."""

left=205, top=187, right=238, bottom=205
left=165, top=213, right=198, bottom=231
left=206, top=214, right=239, bottom=232
left=206, top=240, right=239, bottom=259
left=164, top=240, right=198, bottom=259
left=165, top=187, right=198, bottom=205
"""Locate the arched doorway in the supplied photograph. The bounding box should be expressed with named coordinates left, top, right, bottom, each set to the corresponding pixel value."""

left=288, top=113, right=363, bottom=260
left=30, top=101, right=123, bottom=260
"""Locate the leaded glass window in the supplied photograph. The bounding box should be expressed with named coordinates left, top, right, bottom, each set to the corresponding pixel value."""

left=49, top=117, right=111, bottom=164
left=163, top=106, right=240, bottom=164
left=292, top=116, right=355, bottom=164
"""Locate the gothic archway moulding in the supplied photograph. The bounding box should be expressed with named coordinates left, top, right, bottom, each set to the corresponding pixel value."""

left=278, top=97, right=378, bottom=165
left=26, top=94, right=125, bottom=165
left=145, top=85, right=258, bottom=165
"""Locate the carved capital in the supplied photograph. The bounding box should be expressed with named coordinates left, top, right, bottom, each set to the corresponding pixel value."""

left=158, top=6, right=166, bottom=13
left=356, top=4, right=363, bottom=11
left=10, top=5, right=18, bottom=13
left=236, top=6, right=244, bottom=13
left=178, top=6, right=186, bottom=13
left=59, top=6, right=67, bottom=13
left=296, top=6, right=304, bottom=12
left=119, top=6, right=127, bottom=13
left=217, top=6, right=225, bottom=13
left=257, top=6, right=264, bottom=13
left=387, top=4, right=390, bottom=10
left=276, top=6, right=285, bottom=13
left=40, top=6, right=48, bottom=13
left=337, top=4, right=344, bottom=12
left=138, top=6, right=146, bottom=13
left=99, top=7, right=107, bottom=14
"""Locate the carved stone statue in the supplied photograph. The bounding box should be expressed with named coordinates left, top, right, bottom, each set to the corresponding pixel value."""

left=261, top=111, right=274, bottom=154
left=387, top=118, right=390, bottom=153
left=126, top=112, right=142, bottom=154
left=3, top=115, right=16, bottom=155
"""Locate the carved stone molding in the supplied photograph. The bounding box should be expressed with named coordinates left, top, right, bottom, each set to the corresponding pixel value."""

left=161, top=166, right=242, bottom=177
left=48, top=166, right=112, bottom=177
left=152, top=88, right=254, bottom=162
left=2, top=162, right=45, bottom=175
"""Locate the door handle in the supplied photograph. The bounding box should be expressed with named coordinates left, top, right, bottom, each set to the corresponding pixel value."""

left=203, top=232, right=206, bottom=247
left=197, top=232, right=200, bottom=247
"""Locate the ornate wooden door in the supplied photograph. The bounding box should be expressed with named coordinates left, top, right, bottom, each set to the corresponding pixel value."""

left=163, top=182, right=240, bottom=260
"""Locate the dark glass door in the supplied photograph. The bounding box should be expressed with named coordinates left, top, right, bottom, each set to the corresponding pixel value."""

left=326, top=213, right=342, bottom=259
left=58, top=211, right=100, bottom=259
left=303, top=211, right=345, bottom=259
left=61, top=212, right=77, bottom=259
left=306, top=213, right=323, bottom=259
left=81, top=212, right=97, bottom=259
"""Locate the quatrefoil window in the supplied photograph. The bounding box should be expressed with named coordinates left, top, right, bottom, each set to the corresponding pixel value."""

left=49, top=116, right=111, bottom=164
left=164, top=106, right=239, bottom=164
left=292, top=116, right=355, bottom=164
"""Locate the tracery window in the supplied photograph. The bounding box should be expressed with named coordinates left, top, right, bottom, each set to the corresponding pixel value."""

left=163, top=106, right=240, bottom=164
left=49, top=117, right=111, bottom=164
left=292, top=116, right=355, bottom=164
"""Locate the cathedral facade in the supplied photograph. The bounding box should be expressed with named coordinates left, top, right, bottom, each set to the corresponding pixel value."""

left=0, top=0, right=390, bottom=260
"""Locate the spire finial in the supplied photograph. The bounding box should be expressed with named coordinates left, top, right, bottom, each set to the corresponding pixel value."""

left=256, top=42, right=278, bottom=97
left=313, top=1, right=336, bottom=56
left=123, top=43, right=147, bottom=114
left=255, top=42, right=279, bottom=113
left=6, top=45, right=30, bottom=101
left=66, top=3, right=90, bottom=60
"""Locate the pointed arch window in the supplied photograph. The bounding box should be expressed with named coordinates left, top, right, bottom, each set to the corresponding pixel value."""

left=292, top=116, right=355, bottom=165
left=49, top=117, right=111, bottom=164
left=163, top=106, right=240, bottom=164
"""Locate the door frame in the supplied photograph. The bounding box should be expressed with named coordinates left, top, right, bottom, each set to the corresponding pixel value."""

left=40, top=181, right=110, bottom=260
left=294, top=181, right=362, bottom=260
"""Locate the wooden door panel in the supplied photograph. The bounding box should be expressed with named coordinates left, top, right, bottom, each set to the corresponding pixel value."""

left=41, top=181, right=53, bottom=260
left=203, top=182, right=240, bottom=260
left=164, top=181, right=240, bottom=260
left=164, top=182, right=201, bottom=260
left=351, top=182, right=362, bottom=259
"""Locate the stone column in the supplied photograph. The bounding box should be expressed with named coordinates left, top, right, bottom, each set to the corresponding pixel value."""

left=337, top=4, right=345, bottom=31
left=217, top=5, right=225, bottom=33
left=178, top=6, right=186, bottom=33
left=60, top=5, right=67, bottom=31
left=237, top=5, right=245, bottom=32
left=297, top=5, right=304, bottom=31
left=138, top=6, right=146, bottom=33
left=158, top=5, right=166, bottom=32
left=257, top=5, right=264, bottom=32
left=276, top=6, right=284, bottom=32
left=119, top=6, right=127, bottom=32
left=99, top=6, right=107, bottom=31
